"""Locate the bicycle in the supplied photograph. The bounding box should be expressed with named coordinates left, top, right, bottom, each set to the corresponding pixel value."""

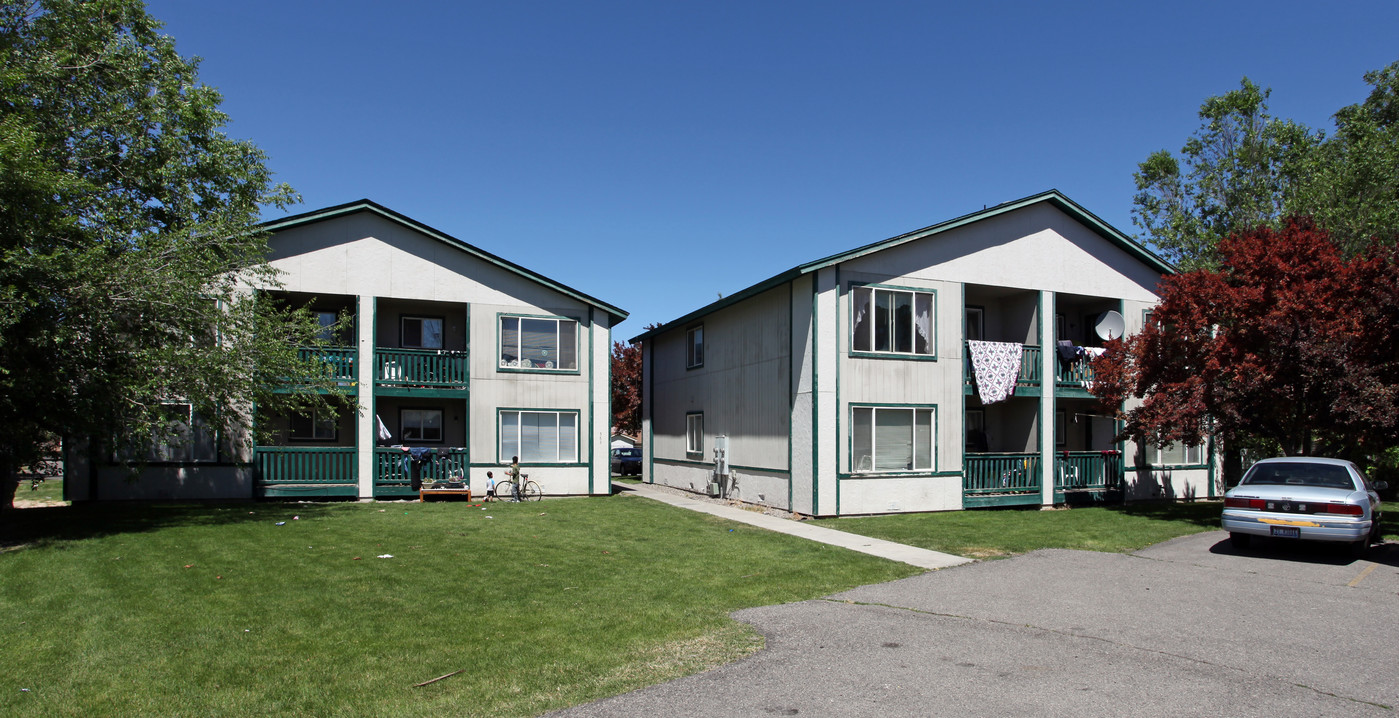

left=488, top=471, right=540, bottom=502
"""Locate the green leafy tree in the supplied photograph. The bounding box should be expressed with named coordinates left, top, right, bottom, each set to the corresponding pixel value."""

left=1132, top=78, right=1321, bottom=270
left=0, top=0, right=349, bottom=507
left=1296, top=60, right=1399, bottom=254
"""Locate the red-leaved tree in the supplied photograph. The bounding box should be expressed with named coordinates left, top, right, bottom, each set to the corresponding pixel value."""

left=1091, top=217, right=1399, bottom=458
left=610, top=340, right=642, bottom=436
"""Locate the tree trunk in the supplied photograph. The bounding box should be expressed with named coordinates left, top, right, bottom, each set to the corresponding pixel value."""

left=1, top=466, right=17, bottom=511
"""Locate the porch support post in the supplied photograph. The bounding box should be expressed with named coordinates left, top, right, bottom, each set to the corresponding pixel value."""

left=356, top=294, right=376, bottom=499
left=1040, top=290, right=1056, bottom=507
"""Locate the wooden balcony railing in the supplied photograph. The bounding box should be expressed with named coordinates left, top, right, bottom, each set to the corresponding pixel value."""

left=375, top=348, right=468, bottom=387
left=254, top=446, right=356, bottom=484
left=1054, top=451, right=1121, bottom=491
left=374, top=447, right=470, bottom=487
left=964, top=343, right=1041, bottom=386
left=963, top=453, right=1042, bottom=495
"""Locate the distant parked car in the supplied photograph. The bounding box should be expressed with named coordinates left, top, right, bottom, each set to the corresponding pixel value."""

left=610, top=447, right=641, bottom=476
left=1222, top=457, right=1386, bottom=557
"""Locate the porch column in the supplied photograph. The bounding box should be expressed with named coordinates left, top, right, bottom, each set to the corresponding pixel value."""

left=356, top=294, right=376, bottom=499
left=1040, top=290, right=1056, bottom=507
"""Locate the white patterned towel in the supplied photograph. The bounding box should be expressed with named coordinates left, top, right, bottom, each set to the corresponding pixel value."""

left=967, top=340, right=1023, bottom=405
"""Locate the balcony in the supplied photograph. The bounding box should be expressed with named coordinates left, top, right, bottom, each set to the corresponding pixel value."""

left=376, top=348, right=468, bottom=388
left=254, top=446, right=357, bottom=497
left=374, top=447, right=469, bottom=497
left=963, top=343, right=1042, bottom=389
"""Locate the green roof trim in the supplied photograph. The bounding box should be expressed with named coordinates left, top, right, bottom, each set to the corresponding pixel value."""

left=260, top=199, right=628, bottom=324
left=629, top=189, right=1170, bottom=343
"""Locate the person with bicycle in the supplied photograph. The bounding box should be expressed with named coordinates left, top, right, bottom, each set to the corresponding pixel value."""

left=505, top=456, right=521, bottom=501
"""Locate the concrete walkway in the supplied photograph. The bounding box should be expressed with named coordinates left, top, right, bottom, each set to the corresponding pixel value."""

left=615, top=482, right=971, bottom=570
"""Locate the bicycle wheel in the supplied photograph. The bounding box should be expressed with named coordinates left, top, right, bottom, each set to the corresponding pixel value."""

left=521, top=480, right=542, bottom=501
left=493, top=481, right=518, bottom=501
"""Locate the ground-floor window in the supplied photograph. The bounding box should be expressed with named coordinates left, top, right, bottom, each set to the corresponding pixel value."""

left=1153, top=442, right=1205, bottom=466
left=116, top=403, right=219, bottom=463
left=500, top=410, right=579, bottom=462
left=290, top=409, right=338, bottom=441
left=686, top=412, right=704, bottom=455
left=851, top=405, right=935, bottom=472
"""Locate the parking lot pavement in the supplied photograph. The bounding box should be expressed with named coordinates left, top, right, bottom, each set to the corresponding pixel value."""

left=553, top=531, right=1398, bottom=717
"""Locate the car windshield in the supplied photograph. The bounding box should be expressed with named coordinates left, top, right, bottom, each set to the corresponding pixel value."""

left=1242, top=462, right=1356, bottom=490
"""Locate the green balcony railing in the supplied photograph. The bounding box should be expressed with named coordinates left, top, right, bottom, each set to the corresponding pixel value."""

left=298, top=346, right=357, bottom=381
left=963, top=453, right=1042, bottom=495
left=376, top=348, right=469, bottom=387
left=374, top=447, right=469, bottom=488
left=254, top=446, right=356, bottom=484
left=1054, top=451, right=1122, bottom=492
left=1055, top=353, right=1096, bottom=388
left=964, top=343, right=1041, bottom=386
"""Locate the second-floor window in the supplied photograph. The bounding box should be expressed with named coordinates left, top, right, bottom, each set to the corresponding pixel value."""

left=686, top=325, right=703, bottom=368
left=851, top=286, right=934, bottom=356
left=500, top=315, right=578, bottom=370
left=402, top=316, right=443, bottom=349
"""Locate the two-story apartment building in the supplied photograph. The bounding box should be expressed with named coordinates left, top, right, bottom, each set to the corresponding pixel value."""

left=632, top=190, right=1217, bottom=517
left=66, top=200, right=626, bottom=501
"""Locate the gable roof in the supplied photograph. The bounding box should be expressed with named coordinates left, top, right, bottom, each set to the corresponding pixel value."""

left=630, top=189, right=1170, bottom=343
left=260, top=199, right=628, bottom=324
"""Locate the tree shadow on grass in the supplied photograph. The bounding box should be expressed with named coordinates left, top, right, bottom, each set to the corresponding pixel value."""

left=0, top=501, right=345, bottom=552
left=1106, top=500, right=1223, bottom=529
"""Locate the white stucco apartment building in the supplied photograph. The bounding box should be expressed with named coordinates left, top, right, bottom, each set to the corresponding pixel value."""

left=67, top=200, right=626, bottom=501
left=633, top=191, right=1218, bottom=517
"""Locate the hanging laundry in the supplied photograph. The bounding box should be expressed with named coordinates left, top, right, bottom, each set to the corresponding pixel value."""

left=967, top=340, right=1023, bottom=405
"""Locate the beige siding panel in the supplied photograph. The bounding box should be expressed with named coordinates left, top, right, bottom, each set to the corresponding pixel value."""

left=839, top=204, right=1162, bottom=302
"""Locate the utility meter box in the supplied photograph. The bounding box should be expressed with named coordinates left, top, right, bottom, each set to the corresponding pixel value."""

left=713, top=435, right=730, bottom=477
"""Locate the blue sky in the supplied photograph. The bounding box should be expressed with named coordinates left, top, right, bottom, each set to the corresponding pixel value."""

left=145, top=0, right=1399, bottom=336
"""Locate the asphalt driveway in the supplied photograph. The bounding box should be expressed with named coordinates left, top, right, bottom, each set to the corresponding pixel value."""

left=553, top=532, right=1399, bottom=717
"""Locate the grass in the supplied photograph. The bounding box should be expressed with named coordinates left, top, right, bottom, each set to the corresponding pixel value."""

left=815, top=500, right=1399, bottom=559
left=0, top=493, right=917, bottom=718
left=814, top=501, right=1225, bottom=558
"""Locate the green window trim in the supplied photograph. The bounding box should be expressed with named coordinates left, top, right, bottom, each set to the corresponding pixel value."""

left=498, top=408, right=581, bottom=464
left=685, top=411, right=704, bottom=456
left=498, top=312, right=582, bottom=374
left=686, top=324, right=704, bottom=369
left=849, top=403, right=937, bottom=474
left=849, top=282, right=938, bottom=359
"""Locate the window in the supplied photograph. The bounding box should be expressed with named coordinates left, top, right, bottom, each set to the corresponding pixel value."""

left=290, top=409, right=337, bottom=441
left=686, top=413, right=703, bottom=455
left=686, top=325, right=704, bottom=368
left=500, top=316, right=578, bottom=370
left=1153, top=443, right=1204, bottom=466
left=964, top=307, right=984, bottom=342
left=500, top=410, right=579, bottom=462
left=851, top=286, right=934, bottom=356
left=315, top=311, right=340, bottom=343
left=400, top=408, right=443, bottom=443
left=148, top=403, right=219, bottom=462
left=965, top=409, right=987, bottom=452
left=851, top=406, right=935, bottom=472
left=402, top=316, right=444, bottom=349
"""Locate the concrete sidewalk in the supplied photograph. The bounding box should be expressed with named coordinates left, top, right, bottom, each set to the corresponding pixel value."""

left=615, top=482, right=971, bottom=571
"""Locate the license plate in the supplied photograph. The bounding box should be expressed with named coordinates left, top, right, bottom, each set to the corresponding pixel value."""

left=1270, top=526, right=1301, bottom=538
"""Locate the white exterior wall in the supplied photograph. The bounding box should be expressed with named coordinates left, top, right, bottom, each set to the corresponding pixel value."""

left=647, top=285, right=793, bottom=504
left=80, top=210, right=618, bottom=501
left=834, top=270, right=965, bottom=514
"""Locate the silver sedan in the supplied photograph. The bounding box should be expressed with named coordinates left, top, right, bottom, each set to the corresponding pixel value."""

left=1222, top=456, right=1386, bottom=557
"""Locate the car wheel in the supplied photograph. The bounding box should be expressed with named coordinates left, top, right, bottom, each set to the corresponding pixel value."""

left=1349, top=538, right=1369, bottom=559
left=1229, top=532, right=1251, bottom=551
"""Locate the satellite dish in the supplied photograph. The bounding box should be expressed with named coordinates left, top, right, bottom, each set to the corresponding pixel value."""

left=1094, top=311, right=1126, bottom=341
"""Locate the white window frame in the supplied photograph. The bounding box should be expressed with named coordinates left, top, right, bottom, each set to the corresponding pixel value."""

left=1153, top=442, right=1205, bottom=466
left=850, top=405, right=936, bottom=473
left=400, top=408, right=444, bottom=444
left=851, top=285, right=936, bottom=357
left=499, top=315, right=579, bottom=371
left=686, top=325, right=704, bottom=369
left=499, top=410, right=580, bottom=463
left=686, top=413, right=704, bottom=455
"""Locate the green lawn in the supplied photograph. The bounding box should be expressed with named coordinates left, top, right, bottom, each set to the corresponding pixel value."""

left=814, top=501, right=1225, bottom=558
left=815, top=500, right=1399, bottom=558
left=0, top=494, right=917, bottom=718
